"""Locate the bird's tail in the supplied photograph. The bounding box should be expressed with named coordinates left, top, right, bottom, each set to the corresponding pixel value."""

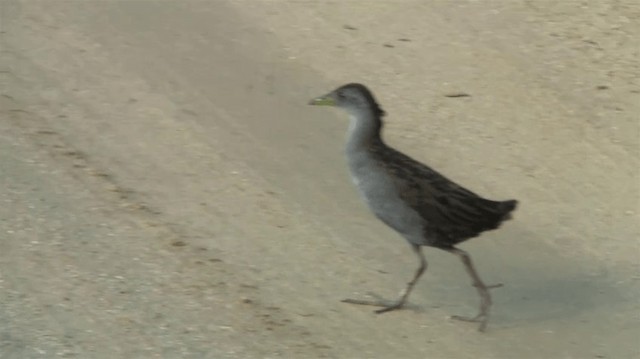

left=499, top=199, right=518, bottom=221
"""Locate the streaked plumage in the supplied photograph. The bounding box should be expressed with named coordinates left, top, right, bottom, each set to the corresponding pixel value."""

left=368, top=142, right=517, bottom=248
left=309, top=83, right=518, bottom=332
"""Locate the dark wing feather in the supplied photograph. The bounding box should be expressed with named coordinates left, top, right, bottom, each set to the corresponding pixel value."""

left=370, top=143, right=517, bottom=247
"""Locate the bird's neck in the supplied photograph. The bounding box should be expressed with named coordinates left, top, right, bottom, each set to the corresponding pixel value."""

left=346, top=109, right=383, bottom=152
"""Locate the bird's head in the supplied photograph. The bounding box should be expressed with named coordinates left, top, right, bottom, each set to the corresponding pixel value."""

left=308, top=83, right=385, bottom=117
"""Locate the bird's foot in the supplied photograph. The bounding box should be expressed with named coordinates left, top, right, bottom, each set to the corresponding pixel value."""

left=341, top=298, right=405, bottom=314
left=374, top=302, right=404, bottom=314
left=476, top=283, right=504, bottom=290
left=451, top=313, right=489, bottom=332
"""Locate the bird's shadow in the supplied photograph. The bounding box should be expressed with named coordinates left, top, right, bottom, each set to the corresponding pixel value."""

left=493, top=272, right=625, bottom=327
left=339, top=220, right=631, bottom=331
left=341, top=272, right=624, bottom=329
left=488, top=227, right=630, bottom=328
left=340, top=263, right=627, bottom=330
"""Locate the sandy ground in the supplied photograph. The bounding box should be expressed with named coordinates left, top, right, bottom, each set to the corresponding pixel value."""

left=1, top=1, right=639, bottom=358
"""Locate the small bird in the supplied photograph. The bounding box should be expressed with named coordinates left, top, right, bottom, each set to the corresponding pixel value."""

left=309, top=83, right=517, bottom=332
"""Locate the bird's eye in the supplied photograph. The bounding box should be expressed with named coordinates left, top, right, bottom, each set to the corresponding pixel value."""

left=337, top=92, right=346, bottom=99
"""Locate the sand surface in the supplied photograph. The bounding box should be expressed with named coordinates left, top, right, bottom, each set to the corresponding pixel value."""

left=1, top=1, right=639, bottom=358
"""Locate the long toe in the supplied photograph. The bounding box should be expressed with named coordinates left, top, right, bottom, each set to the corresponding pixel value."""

left=451, top=314, right=489, bottom=332
left=451, top=314, right=483, bottom=322
left=341, top=298, right=405, bottom=313
left=341, top=298, right=386, bottom=306
left=374, top=302, right=404, bottom=314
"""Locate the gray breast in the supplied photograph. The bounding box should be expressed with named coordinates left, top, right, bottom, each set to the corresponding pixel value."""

left=347, top=151, right=426, bottom=245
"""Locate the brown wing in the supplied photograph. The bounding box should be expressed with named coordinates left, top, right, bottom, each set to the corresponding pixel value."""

left=370, top=143, right=516, bottom=246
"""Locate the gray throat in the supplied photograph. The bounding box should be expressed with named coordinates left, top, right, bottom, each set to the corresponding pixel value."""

left=345, top=109, right=382, bottom=154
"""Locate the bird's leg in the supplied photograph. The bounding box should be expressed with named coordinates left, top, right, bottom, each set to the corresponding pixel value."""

left=446, top=247, right=502, bottom=332
left=342, top=245, right=426, bottom=314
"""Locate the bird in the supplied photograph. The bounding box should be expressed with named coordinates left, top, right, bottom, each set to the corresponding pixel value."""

left=308, top=83, right=518, bottom=332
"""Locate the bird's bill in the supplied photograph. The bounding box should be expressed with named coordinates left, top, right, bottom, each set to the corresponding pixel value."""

left=308, top=95, right=336, bottom=106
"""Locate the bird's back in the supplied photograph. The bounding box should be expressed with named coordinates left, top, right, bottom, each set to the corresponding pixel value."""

left=367, top=142, right=518, bottom=248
